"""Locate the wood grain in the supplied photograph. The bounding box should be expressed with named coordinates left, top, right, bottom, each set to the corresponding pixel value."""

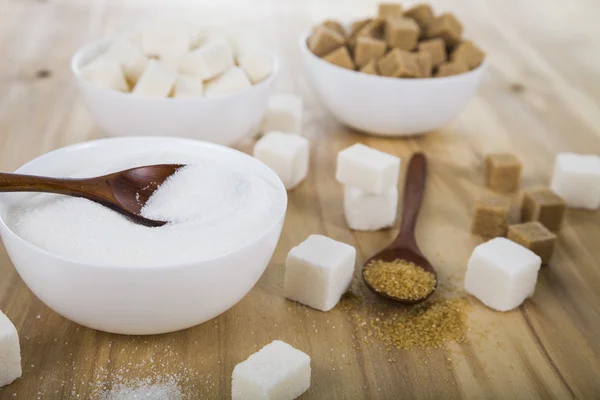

left=1, top=0, right=599, bottom=398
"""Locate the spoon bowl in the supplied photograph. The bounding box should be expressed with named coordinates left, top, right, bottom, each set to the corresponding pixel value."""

left=0, top=164, right=186, bottom=227
left=362, top=153, right=438, bottom=304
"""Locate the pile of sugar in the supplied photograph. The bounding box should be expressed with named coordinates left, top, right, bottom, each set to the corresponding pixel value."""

left=4, top=151, right=285, bottom=266
left=100, top=379, right=183, bottom=400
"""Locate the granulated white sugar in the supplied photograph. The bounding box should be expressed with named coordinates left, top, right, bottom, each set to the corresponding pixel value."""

left=100, top=379, right=182, bottom=400
left=4, top=151, right=285, bottom=266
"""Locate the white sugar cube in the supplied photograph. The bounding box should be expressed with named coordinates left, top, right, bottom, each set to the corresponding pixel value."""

left=253, top=132, right=309, bottom=190
left=237, top=51, right=272, bottom=84
left=80, top=58, right=129, bottom=92
left=261, top=95, right=303, bottom=135
left=232, top=340, right=310, bottom=400
left=0, top=311, right=21, bottom=388
left=550, top=152, right=600, bottom=209
left=284, top=235, right=355, bottom=311
left=190, top=27, right=231, bottom=49
left=336, top=144, right=401, bottom=195
left=465, top=237, right=541, bottom=312
left=103, top=38, right=148, bottom=84
left=179, top=40, right=235, bottom=81
left=141, top=22, right=191, bottom=61
left=205, top=67, right=251, bottom=97
left=132, top=60, right=176, bottom=98
left=344, top=186, right=398, bottom=231
left=173, top=75, right=204, bottom=98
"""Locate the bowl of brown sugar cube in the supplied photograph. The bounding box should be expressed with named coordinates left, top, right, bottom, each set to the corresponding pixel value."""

left=300, top=2, right=486, bottom=136
left=72, top=21, right=278, bottom=145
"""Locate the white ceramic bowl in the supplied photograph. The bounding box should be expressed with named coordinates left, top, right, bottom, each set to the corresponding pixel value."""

left=72, top=38, right=279, bottom=146
left=0, top=137, right=287, bottom=335
left=299, top=32, right=486, bottom=136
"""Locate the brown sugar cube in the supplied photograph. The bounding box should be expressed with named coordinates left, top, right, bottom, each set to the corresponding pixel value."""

left=360, top=59, right=379, bottom=75
left=378, top=3, right=403, bottom=18
left=451, top=40, right=485, bottom=69
left=322, top=20, right=346, bottom=37
left=485, top=153, right=522, bottom=193
left=472, top=195, right=511, bottom=238
left=416, top=51, right=432, bottom=78
left=521, top=189, right=566, bottom=232
left=427, top=13, right=463, bottom=48
left=434, top=59, right=469, bottom=77
left=349, top=18, right=373, bottom=37
left=508, top=222, right=557, bottom=264
left=418, top=38, right=447, bottom=67
left=377, top=48, right=419, bottom=78
left=308, top=26, right=346, bottom=57
left=405, top=4, right=434, bottom=33
left=323, top=46, right=355, bottom=70
left=349, top=18, right=385, bottom=48
left=385, top=17, right=420, bottom=50
left=354, top=36, right=387, bottom=68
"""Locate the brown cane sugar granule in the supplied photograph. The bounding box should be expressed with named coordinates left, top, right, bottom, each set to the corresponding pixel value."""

left=363, top=259, right=436, bottom=300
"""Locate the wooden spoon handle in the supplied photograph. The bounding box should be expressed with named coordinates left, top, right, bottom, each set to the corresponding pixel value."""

left=394, top=153, right=428, bottom=248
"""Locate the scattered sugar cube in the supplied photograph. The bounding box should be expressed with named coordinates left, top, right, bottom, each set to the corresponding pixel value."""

left=322, top=46, right=355, bottom=70
left=427, top=13, right=463, bottom=48
left=80, top=58, right=129, bottom=92
left=385, top=17, right=420, bottom=51
left=336, top=143, right=401, bottom=195
left=232, top=340, right=311, bottom=400
left=0, top=311, right=21, bottom=388
left=308, top=26, right=345, bottom=57
left=418, top=38, right=446, bottom=67
left=485, top=153, right=522, bottom=193
left=416, top=51, right=433, bottom=78
left=132, top=60, right=176, bottom=98
left=237, top=51, right=272, bottom=84
left=451, top=40, right=485, bottom=70
left=261, top=94, right=303, bottom=135
left=179, top=40, right=235, bottom=81
left=205, top=67, right=251, bottom=97
left=405, top=4, right=434, bottom=33
left=464, top=237, right=541, bottom=311
left=378, top=3, right=404, bottom=18
left=435, top=59, right=469, bottom=77
left=173, top=75, right=204, bottom=98
left=521, top=189, right=566, bottom=232
left=508, top=222, right=557, bottom=265
left=284, top=235, right=356, bottom=311
left=550, top=153, right=600, bottom=209
left=377, top=48, right=419, bottom=78
left=360, top=59, right=379, bottom=75
left=141, top=22, right=191, bottom=61
left=471, top=195, right=510, bottom=238
left=253, top=132, right=309, bottom=190
left=354, top=36, right=387, bottom=68
left=344, top=186, right=398, bottom=231
left=103, top=38, right=148, bottom=84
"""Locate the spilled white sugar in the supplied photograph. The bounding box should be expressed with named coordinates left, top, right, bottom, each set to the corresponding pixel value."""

left=100, top=380, right=183, bottom=400
left=5, top=151, right=285, bottom=266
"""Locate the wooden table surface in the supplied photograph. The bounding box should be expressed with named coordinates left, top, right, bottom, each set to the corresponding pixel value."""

left=1, top=0, right=600, bottom=398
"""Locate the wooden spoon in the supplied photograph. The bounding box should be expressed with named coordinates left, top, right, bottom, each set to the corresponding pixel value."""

left=0, top=164, right=185, bottom=227
left=362, top=152, right=438, bottom=305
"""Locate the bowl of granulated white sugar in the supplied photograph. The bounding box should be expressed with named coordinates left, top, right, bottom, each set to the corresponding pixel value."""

left=0, top=137, right=287, bottom=334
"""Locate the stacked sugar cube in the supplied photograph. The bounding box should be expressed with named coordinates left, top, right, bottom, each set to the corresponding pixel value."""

left=336, top=144, right=401, bottom=231
left=0, top=311, right=21, bottom=388
left=80, top=21, right=273, bottom=98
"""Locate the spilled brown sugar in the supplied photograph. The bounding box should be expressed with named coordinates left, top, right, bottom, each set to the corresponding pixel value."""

left=363, top=259, right=436, bottom=300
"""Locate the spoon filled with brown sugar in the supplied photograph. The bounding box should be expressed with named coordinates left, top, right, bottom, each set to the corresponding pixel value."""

left=362, top=153, right=438, bottom=305
left=0, top=164, right=185, bottom=227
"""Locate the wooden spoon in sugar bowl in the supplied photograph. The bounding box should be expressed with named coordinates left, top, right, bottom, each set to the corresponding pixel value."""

left=362, top=153, right=438, bottom=305
left=0, top=164, right=185, bottom=227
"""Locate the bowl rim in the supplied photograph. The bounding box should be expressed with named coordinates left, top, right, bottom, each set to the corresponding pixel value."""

left=299, top=31, right=487, bottom=83
left=71, top=35, right=280, bottom=101
left=0, top=136, right=288, bottom=271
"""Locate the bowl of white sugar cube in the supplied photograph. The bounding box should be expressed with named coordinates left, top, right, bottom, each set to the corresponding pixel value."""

left=72, top=22, right=278, bottom=145
left=0, top=137, right=287, bottom=334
